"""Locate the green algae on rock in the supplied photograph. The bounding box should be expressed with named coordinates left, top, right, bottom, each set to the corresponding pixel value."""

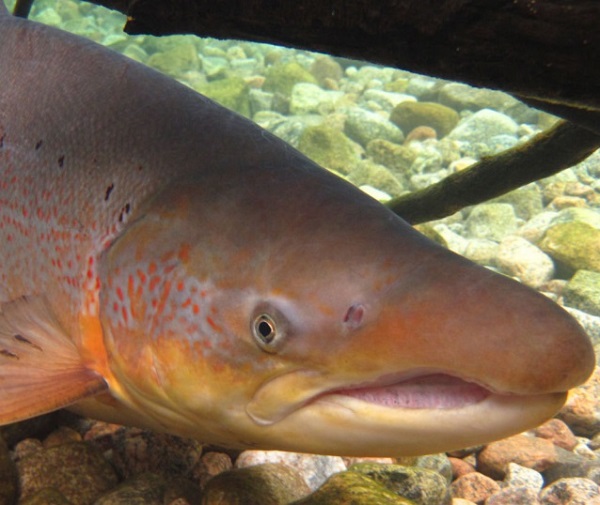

left=539, top=222, right=600, bottom=273
left=390, top=102, right=459, bottom=138
left=297, top=124, right=362, bottom=175
left=349, top=462, right=451, bottom=505
left=263, top=62, right=318, bottom=97
left=197, top=77, right=251, bottom=117
left=564, top=270, right=600, bottom=317
left=291, top=471, right=415, bottom=505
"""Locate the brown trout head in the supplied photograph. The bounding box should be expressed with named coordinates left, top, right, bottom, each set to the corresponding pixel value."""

left=97, top=165, right=594, bottom=456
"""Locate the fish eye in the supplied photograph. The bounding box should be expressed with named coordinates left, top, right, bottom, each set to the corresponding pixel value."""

left=252, top=313, right=278, bottom=351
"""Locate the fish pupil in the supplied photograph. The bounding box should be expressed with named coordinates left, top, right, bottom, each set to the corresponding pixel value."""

left=257, top=319, right=275, bottom=342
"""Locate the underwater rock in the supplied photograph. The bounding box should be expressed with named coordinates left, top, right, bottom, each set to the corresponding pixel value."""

left=103, top=429, right=203, bottom=481
left=147, top=42, right=200, bottom=76
left=297, top=124, right=363, bottom=175
left=496, top=236, right=554, bottom=288
left=309, top=55, right=343, bottom=87
left=404, top=76, right=437, bottom=99
left=493, top=184, right=544, bottom=220
left=348, top=160, right=406, bottom=197
left=263, top=62, right=318, bottom=97
left=549, top=208, right=600, bottom=230
left=0, top=436, right=17, bottom=505
left=463, top=238, right=499, bottom=267
left=390, top=101, right=459, bottom=138
left=563, top=270, right=600, bottom=317
left=404, top=126, right=437, bottom=144
left=289, top=83, right=343, bottom=115
left=94, top=473, right=201, bottom=505
left=485, top=486, right=542, bottom=505
left=201, top=462, right=310, bottom=505
left=17, top=441, right=118, bottom=505
left=449, top=472, right=500, bottom=505
left=539, top=477, right=600, bottom=504
left=0, top=413, right=59, bottom=447
left=539, top=222, right=600, bottom=273
left=197, top=77, right=251, bottom=117
left=236, top=450, right=346, bottom=491
left=476, top=435, right=558, bottom=480
left=503, top=462, right=544, bottom=491
left=413, top=453, right=453, bottom=485
left=437, top=83, right=521, bottom=115
left=20, top=488, right=74, bottom=505
left=558, top=366, right=600, bottom=437
left=360, top=89, right=416, bottom=113
left=532, top=419, right=579, bottom=452
left=464, top=203, right=519, bottom=241
left=290, top=471, right=415, bottom=505
left=366, top=139, right=416, bottom=178
left=349, top=462, right=451, bottom=505
left=446, top=109, right=518, bottom=144
left=344, top=107, right=405, bottom=147
left=192, top=451, right=233, bottom=489
left=516, top=211, right=559, bottom=243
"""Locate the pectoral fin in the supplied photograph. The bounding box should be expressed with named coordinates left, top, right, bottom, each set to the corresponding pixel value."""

left=0, top=296, right=107, bottom=424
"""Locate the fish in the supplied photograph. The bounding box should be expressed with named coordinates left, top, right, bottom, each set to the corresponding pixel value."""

left=0, top=2, right=595, bottom=457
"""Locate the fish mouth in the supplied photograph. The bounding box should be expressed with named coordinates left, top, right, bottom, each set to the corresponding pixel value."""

left=321, top=373, right=492, bottom=409
left=247, top=369, right=502, bottom=426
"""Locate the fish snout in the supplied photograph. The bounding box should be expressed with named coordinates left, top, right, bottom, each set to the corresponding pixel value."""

left=355, top=257, right=595, bottom=398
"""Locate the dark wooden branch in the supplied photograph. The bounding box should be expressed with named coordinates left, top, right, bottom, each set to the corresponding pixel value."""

left=90, top=0, right=600, bottom=119
left=387, top=121, right=600, bottom=225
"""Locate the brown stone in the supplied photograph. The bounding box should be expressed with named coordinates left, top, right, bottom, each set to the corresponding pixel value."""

left=531, top=419, right=578, bottom=451
left=476, top=435, right=557, bottom=480
left=449, top=457, right=476, bottom=479
left=450, top=472, right=500, bottom=505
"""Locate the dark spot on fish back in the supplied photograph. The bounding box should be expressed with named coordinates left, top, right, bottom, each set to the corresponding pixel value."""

left=0, top=133, right=4, bottom=148
left=35, top=140, right=43, bottom=150
left=105, top=183, right=115, bottom=201
left=118, top=203, right=131, bottom=222
left=58, top=155, right=65, bottom=168
left=343, top=303, right=365, bottom=329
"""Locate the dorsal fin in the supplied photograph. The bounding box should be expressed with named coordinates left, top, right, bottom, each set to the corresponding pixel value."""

left=0, top=1, right=8, bottom=16
left=0, top=296, right=107, bottom=425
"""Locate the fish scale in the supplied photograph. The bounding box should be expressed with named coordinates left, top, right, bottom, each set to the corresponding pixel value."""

left=0, top=2, right=595, bottom=456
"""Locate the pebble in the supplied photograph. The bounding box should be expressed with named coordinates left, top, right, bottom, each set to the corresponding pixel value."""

left=476, top=435, right=557, bottom=480
left=539, top=477, right=600, bottom=504
left=236, top=450, right=346, bottom=490
left=201, top=463, right=311, bottom=504
left=495, top=235, right=554, bottom=288
left=450, top=472, right=500, bottom=504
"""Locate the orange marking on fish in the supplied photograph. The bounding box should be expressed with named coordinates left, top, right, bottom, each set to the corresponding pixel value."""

left=149, top=275, right=160, bottom=292
left=205, top=315, right=222, bottom=333
left=178, top=243, right=191, bottom=263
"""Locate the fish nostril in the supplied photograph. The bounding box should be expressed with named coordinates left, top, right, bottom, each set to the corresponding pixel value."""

left=343, top=303, right=365, bottom=329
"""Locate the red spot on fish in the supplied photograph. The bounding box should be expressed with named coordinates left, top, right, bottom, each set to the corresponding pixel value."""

left=116, top=287, right=124, bottom=302
left=148, top=262, right=157, bottom=274
left=206, top=316, right=222, bottom=333
left=178, top=244, right=191, bottom=263
left=137, top=269, right=147, bottom=284
left=113, top=302, right=118, bottom=312
left=182, top=298, right=191, bottom=308
left=192, top=304, right=200, bottom=315
left=176, top=281, right=184, bottom=292
left=149, top=276, right=160, bottom=292
left=122, top=306, right=128, bottom=323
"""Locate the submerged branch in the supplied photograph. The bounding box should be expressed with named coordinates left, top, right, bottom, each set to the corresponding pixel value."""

left=387, top=121, right=600, bottom=225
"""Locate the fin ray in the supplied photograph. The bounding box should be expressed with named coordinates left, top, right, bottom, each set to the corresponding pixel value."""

left=0, top=296, right=107, bottom=424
